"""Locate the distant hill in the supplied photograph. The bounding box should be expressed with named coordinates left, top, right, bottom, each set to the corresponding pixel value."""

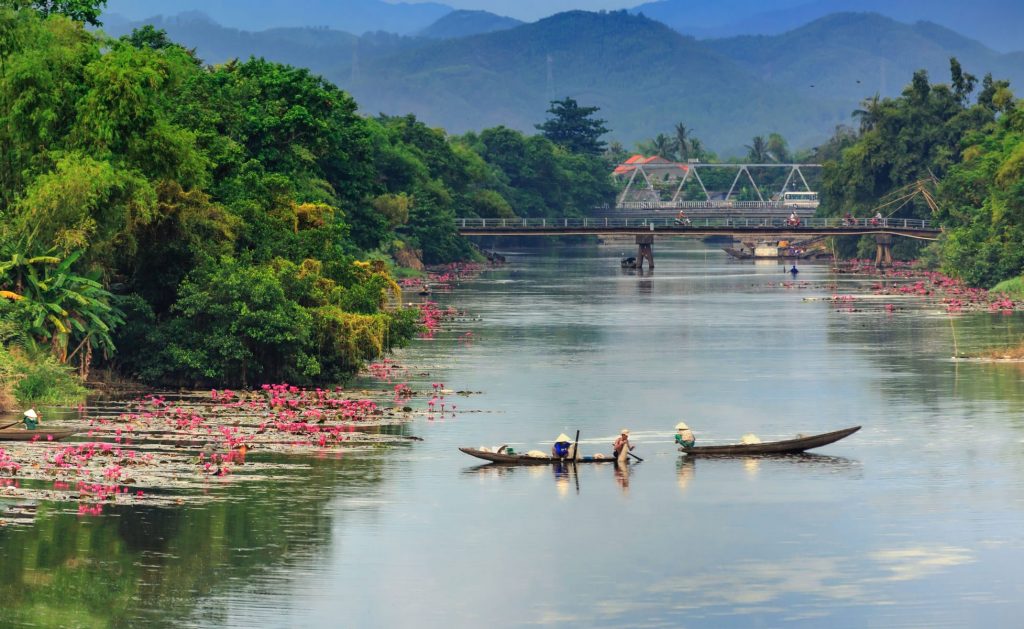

left=417, top=10, right=522, bottom=39
left=633, top=0, right=1024, bottom=53
left=101, top=10, right=1024, bottom=155
left=709, top=13, right=1024, bottom=105
left=344, top=11, right=839, bottom=153
left=102, top=0, right=453, bottom=35
left=101, top=12, right=427, bottom=83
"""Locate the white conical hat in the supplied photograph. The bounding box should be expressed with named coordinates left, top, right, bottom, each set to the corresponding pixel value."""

left=555, top=433, right=571, bottom=443
left=676, top=422, right=689, bottom=430
left=23, top=409, right=38, bottom=419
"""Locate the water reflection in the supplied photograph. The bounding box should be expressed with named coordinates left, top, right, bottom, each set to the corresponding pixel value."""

left=676, top=457, right=694, bottom=493
left=0, top=452, right=392, bottom=627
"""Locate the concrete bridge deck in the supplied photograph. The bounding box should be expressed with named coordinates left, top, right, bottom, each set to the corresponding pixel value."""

left=457, top=217, right=940, bottom=240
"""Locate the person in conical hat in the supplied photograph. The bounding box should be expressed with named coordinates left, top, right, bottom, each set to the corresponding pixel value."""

left=551, top=433, right=574, bottom=459
left=674, top=421, right=695, bottom=448
left=22, top=408, right=39, bottom=430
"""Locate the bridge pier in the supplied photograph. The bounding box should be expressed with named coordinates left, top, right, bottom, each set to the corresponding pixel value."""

left=636, top=235, right=654, bottom=270
left=874, top=234, right=894, bottom=268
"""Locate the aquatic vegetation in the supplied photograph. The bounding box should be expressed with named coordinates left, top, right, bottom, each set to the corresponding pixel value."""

left=0, top=384, right=432, bottom=515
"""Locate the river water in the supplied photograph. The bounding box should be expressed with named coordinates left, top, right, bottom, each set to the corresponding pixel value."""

left=3, top=241, right=1024, bottom=627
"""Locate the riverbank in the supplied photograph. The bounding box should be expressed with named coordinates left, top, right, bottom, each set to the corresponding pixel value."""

left=0, top=261, right=491, bottom=521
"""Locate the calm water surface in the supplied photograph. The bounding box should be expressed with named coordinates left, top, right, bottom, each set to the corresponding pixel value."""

left=4, top=241, right=1024, bottom=628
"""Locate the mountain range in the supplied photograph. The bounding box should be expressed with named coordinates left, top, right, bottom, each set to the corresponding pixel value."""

left=102, top=0, right=456, bottom=34
left=101, top=10, right=1024, bottom=155
left=633, top=0, right=1024, bottom=53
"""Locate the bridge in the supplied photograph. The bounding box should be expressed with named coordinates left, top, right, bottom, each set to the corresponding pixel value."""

left=613, top=159, right=823, bottom=210
left=457, top=216, right=941, bottom=269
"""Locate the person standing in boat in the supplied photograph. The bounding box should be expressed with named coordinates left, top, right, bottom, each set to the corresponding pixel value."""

left=674, top=422, right=695, bottom=448
left=551, top=433, right=575, bottom=459
left=613, top=429, right=633, bottom=459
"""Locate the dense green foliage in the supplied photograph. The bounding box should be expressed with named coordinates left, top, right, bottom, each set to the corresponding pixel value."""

left=818, top=59, right=1017, bottom=264
left=0, top=7, right=614, bottom=394
left=938, top=104, right=1024, bottom=286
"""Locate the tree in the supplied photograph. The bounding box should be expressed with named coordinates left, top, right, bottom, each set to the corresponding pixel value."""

left=852, top=94, right=883, bottom=133
left=21, top=0, right=107, bottom=26
left=0, top=248, right=123, bottom=378
left=673, top=122, right=691, bottom=161
left=535, top=97, right=609, bottom=155
left=745, top=136, right=770, bottom=163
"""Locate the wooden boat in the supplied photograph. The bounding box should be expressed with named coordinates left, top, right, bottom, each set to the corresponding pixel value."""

left=459, top=447, right=621, bottom=465
left=680, top=426, right=860, bottom=456
left=0, top=429, right=78, bottom=442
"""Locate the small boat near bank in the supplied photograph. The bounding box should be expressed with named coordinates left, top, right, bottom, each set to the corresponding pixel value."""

left=680, top=426, right=860, bottom=456
left=459, top=447, right=623, bottom=465
left=0, top=429, right=78, bottom=442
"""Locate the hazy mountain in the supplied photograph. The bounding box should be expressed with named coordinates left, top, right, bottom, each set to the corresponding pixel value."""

left=710, top=13, right=1024, bottom=105
left=101, top=12, right=428, bottom=82
left=102, top=0, right=453, bottom=35
left=344, top=11, right=842, bottom=152
left=101, top=10, right=1023, bottom=155
left=633, top=0, right=1024, bottom=53
left=417, top=10, right=522, bottom=39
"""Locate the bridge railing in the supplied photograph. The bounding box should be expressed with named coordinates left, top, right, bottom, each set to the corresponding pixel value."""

left=457, top=217, right=936, bottom=231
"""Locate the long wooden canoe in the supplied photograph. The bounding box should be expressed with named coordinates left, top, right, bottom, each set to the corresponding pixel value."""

left=680, top=426, right=860, bottom=456
left=459, top=447, right=621, bottom=465
left=0, top=429, right=78, bottom=442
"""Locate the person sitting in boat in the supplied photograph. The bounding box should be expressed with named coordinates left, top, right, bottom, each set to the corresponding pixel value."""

left=613, top=429, right=634, bottom=458
left=22, top=408, right=39, bottom=430
left=674, top=422, right=695, bottom=448
left=551, top=433, right=574, bottom=459
left=790, top=265, right=799, bottom=277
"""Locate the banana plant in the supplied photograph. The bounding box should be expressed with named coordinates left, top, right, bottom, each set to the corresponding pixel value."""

left=0, top=248, right=123, bottom=379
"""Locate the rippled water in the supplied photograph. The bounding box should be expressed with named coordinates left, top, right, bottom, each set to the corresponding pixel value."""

left=4, top=241, right=1024, bottom=627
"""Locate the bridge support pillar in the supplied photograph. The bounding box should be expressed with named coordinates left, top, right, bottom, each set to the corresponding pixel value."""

left=636, top=235, right=654, bottom=270
left=874, top=234, right=894, bottom=268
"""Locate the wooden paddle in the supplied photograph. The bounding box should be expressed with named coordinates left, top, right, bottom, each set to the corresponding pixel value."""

left=0, top=419, right=23, bottom=431
left=628, top=451, right=644, bottom=463
left=572, top=430, right=580, bottom=494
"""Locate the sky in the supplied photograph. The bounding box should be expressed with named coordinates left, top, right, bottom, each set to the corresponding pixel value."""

left=389, top=0, right=641, bottom=21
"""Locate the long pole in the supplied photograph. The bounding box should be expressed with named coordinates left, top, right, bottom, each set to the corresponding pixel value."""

left=572, top=430, right=580, bottom=494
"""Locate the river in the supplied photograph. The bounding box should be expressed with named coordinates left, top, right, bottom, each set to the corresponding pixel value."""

left=3, top=240, right=1024, bottom=627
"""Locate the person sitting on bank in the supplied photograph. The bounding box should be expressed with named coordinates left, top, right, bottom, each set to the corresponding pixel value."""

left=551, top=433, right=574, bottom=459
left=22, top=408, right=39, bottom=430
left=674, top=422, right=695, bottom=448
left=613, top=429, right=634, bottom=458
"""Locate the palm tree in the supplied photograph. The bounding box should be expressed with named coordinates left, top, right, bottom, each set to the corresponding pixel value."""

left=673, top=122, right=692, bottom=161
left=637, top=133, right=678, bottom=160
left=852, top=94, right=883, bottom=133
left=745, top=136, right=771, bottom=163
